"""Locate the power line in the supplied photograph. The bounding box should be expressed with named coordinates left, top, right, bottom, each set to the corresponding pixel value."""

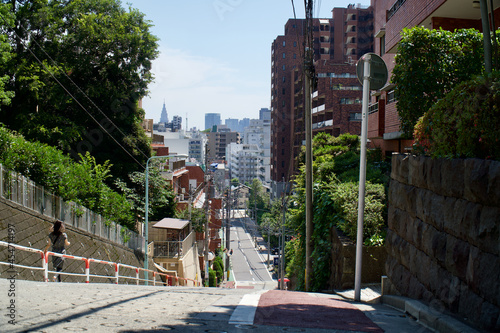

left=0, top=12, right=150, bottom=169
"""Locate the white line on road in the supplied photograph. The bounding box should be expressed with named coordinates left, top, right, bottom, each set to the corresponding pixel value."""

left=228, top=290, right=266, bottom=325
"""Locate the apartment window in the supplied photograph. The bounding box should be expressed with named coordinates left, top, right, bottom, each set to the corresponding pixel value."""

left=283, top=53, right=286, bottom=59
left=283, top=41, right=286, bottom=47
left=293, top=53, right=297, bottom=59
left=380, top=35, right=386, bottom=56
left=282, top=137, right=285, bottom=143
left=282, top=64, right=286, bottom=70
left=282, top=88, right=285, bottom=95
left=282, top=161, right=285, bottom=167
left=387, top=90, right=397, bottom=104
left=282, top=76, right=286, bottom=83
left=293, top=41, right=297, bottom=47
left=281, top=149, right=285, bottom=155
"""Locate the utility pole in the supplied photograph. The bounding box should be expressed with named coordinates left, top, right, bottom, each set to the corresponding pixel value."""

left=304, top=0, right=314, bottom=292
left=480, top=0, right=492, bottom=73
left=280, top=194, right=287, bottom=290
left=204, top=144, right=210, bottom=287
left=225, top=167, right=231, bottom=279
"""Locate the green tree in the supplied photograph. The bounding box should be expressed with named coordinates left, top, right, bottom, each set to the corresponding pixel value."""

left=286, top=133, right=389, bottom=291
left=260, top=199, right=285, bottom=248
left=114, top=165, right=176, bottom=223
left=0, top=125, right=135, bottom=228
left=1, top=0, right=159, bottom=180
left=175, top=206, right=206, bottom=233
left=248, top=178, right=269, bottom=224
left=0, top=3, right=14, bottom=109
left=392, top=27, right=484, bottom=137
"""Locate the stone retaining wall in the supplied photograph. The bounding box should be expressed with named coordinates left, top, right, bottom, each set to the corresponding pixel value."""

left=386, top=154, right=499, bottom=331
left=0, top=197, right=155, bottom=283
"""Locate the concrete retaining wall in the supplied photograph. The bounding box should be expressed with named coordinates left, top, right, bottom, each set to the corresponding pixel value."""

left=329, top=228, right=387, bottom=290
left=0, top=197, right=155, bottom=283
left=386, top=154, right=500, bottom=331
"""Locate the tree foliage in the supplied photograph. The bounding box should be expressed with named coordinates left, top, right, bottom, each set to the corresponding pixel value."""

left=286, top=133, right=389, bottom=291
left=0, top=0, right=159, bottom=180
left=260, top=198, right=285, bottom=248
left=247, top=178, right=269, bottom=224
left=414, top=71, right=500, bottom=160
left=114, top=164, right=176, bottom=223
left=175, top=206, right=206, bottom=233
left=0, top=3, right=13, bottom=109
left=0, top=125, right=135, bottom=228
left=392, top=27, right=485, bottom=137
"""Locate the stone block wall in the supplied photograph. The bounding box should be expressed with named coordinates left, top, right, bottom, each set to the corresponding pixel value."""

left=0, top=197, right=155, bottom=283
left=386, top=154, right=500, bottom=331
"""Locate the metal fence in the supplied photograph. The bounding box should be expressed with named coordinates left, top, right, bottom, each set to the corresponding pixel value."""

left=0, top=164, right=145, bottom=252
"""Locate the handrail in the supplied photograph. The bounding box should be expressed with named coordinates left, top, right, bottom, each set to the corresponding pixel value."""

left=0, top=241, right=200, bottom=287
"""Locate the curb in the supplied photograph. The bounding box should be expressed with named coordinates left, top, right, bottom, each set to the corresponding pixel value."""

left=382, top=295, right=480, bottom=333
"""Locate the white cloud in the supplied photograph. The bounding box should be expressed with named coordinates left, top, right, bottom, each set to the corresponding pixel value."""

left=142, top=47, right=268, bottom=130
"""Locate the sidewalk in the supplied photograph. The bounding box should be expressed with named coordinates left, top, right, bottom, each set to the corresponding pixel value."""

left=332, top=284, right=480, bottom=333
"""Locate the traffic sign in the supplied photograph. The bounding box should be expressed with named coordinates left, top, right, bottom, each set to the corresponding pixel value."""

left=356, top=53, right=388, bottom=90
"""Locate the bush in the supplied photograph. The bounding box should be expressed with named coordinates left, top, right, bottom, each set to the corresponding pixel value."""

left=0, top=125, right=135, bottom=228
left=212, top=256, right=224, bottom=284
left=208, top=268, right=217, bottom=287
left=329, top=182, right=386, bottom=246
left=414, top=72, right=500, bottom=160
left=392, top=27, right=485, bottom=137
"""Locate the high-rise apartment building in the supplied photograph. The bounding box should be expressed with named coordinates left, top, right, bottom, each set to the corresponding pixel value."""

left=270, top=5, right=373, bottom=189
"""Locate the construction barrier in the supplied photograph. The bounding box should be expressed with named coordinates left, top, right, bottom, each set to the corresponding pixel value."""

left=0, top=241, right=200, bottom=287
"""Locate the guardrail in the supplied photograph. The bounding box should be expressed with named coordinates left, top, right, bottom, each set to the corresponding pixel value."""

left=0, top=241, right=200, bottom=287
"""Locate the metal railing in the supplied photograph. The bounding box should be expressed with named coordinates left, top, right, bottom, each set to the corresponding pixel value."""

left=0, top=241, right=200, bottom=287
left=153, top=231, right=195, bottom=258
left=0, top=164, right=145, bottom=252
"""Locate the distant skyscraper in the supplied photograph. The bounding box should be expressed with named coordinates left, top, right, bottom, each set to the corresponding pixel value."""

left=160, top=102, right=169, bottom=123
left=205, top=113, right=221, bottom=130
left=225, top=118, right=239, bottom=132
left=259, top=108, right=271, bottom=121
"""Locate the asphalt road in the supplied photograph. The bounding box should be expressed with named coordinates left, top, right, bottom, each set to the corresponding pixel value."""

left=229, top=211, right=274, bottom=287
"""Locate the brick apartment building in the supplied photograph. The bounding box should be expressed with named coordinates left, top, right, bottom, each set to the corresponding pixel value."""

left=369, top=0, right=500, bottom=156
left=270, top=4, right=373, bottom=193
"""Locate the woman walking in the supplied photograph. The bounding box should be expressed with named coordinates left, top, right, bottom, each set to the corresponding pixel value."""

left=44, top=220, right=70, bottom=282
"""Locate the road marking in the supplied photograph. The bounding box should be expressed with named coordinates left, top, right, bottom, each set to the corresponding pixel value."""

left=229, top=291, right=265, bottom=325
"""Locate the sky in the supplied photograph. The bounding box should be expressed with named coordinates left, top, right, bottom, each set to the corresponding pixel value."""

left=125, top=0, right=371, bottom=130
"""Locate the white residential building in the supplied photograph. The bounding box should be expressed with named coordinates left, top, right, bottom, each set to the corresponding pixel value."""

left=226, top=143, right=269, bottom=185
left=188, top=131, right=207, bottom=165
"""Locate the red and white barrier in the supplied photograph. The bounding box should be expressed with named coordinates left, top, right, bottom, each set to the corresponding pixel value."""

left=0, top=241, right=200, bottom=287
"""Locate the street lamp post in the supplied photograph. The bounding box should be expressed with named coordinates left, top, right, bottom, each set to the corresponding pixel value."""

left=144, top=154, right=187, bottom=285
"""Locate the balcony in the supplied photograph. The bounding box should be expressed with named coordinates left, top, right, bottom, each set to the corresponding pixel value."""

left=153, top=231, right=195, bottom=258
left=312, top=104, right=326, bottom=114
left=369, top=102, right=379, bottom=114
